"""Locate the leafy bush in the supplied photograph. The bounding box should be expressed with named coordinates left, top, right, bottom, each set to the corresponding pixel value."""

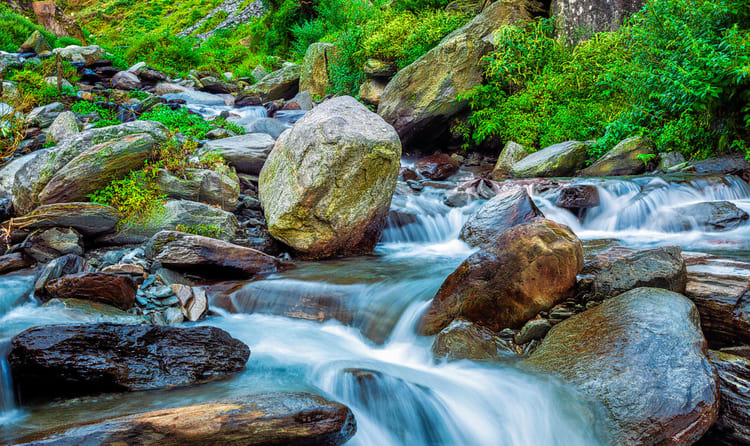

left=88, top=169, right=166, bottom=224
left=139, top=105, right=214, bottom=139
left=0, top=5, right=57, bottom=52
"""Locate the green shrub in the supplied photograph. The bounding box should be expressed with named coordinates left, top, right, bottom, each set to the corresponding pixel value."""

left=139, top=105, right=214, bottom=139
left=0, top=5, right=57, bottom=52
left=87, top=169, right=166, bottom=224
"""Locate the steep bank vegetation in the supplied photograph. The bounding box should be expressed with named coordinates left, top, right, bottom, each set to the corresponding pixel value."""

left=459, top=0, right=750, bottom=159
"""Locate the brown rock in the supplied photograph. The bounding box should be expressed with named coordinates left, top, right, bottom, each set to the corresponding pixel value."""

left=43, top=272, right=137, bottom=310
left=15, top=392, right=356, bottom=446
left=0, top=252, right=32, bottom=274
left=525, top=288, right=719, bottom=446
left=414, top=153, right=459, bottom=180
left=432, top=319, right=519, bottom=362
left=146, top=231, right=287, bottom=279
left=592, top=246, right=687, bottom=298
left=400, top=167, right=419, bottom=181
left=418, top=218, right=583, bottom=335
left=700, top=350, right=750, bottom=445
left=555, top=184, right=600, bottom=212
left=11, top=202, right=121, bottom=236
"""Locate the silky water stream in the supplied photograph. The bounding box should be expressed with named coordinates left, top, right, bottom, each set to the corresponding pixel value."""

left=1, top=170, right=749, bottom=445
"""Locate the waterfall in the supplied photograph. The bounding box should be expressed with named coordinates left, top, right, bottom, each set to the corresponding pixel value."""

left=0, top=342, right=21, bottom=426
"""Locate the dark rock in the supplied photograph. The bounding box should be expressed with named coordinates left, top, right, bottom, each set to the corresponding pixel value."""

left=514, top=319, right=552, bottom=345
left=432, top=319, right=519, bottom=361
left=8, top=323, right=250, bottom=401
left=458, top=187, right=543, bottom=249
left=593, top=246, right=687, bottom=298
left=579, top=136, right=654, bottom=177
left=673, top=201, right=749, bottom=231
left=400, top=167, right=419, bottom=182
left=684, top=269, right=750, bottom=349
left=11, top=203, right=121, bottom=235
left=111, top=71, right=141, bottom=90
left=16, top=392, right=355, bottom=446
left=555, top=184, right=600, bottom=213
left=235, top=90, right=263, bottom=107
left=146, top=230, right=286, bottom=279
left=34, top=254, right=89, bottom=297
left=698, top=351, right=750, bottom=445
left=42, top=272, right=137, bottom=310
left=0, top=196, right=14, bottom=220
left=525, top=288, right=719, bottom=446
left=24, top=227, right=83, bottom=263
left=690, top=154, right=750, bottom=175
left=419, top=219, right=583, bottom=334
left=386, top=209, right=420, bottom=229
left=414, top=153, right=459, bottom=180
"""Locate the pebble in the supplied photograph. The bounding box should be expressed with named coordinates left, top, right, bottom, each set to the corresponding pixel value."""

left=149, top=285, right=174, bottom=299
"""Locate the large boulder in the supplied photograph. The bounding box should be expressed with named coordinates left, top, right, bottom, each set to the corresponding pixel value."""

left=42, top=272, right=137, bottom=310
left=259, top=96, right=401, bottom=258
left=459, top=187, right=543, bottom=249
left=11, top=202, right=121, bottom=235
left=203, top=133, right=275, bottom=175
left=377, top=0, right=532, bottom=146
left=97, top=199, right=240, bottom=245
left=492, top=141, right=528, bottom=179
left=39, top=133, right=159, bottom=205
left=418, top=218, right=583, bottom=335
left=593, top=246, right=687, bottom=297
left=299, top=42, right=335, bottom=98
left=8, top=323, right=250, bottom=400
left=510, top=141, right=588, bottom=178
left=702, top=351, right=750, bottom=445
left=145, top=230, right=286, bottom=279
left=154, top=168, right=239, bottom=211
left=12, top=121, right=168, bottom=214
left=46, top=111, right=80, bottom=145
left=16, top=393, right=356, bottom=446
left=673, top=201, right=749, bottom=231
left=249, top=63, right=300, bottom=102
left=552, top=0, right=645, bottom=44
left=580, top=136, right=655, bottom=177
left=525, top=288, right=719, bottom=446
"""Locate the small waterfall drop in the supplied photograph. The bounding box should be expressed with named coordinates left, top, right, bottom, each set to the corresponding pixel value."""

left=0, top=342, right=22, bottom=426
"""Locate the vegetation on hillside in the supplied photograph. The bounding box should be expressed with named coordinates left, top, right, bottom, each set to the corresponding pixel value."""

left=459, top=0, right=750, bottom=159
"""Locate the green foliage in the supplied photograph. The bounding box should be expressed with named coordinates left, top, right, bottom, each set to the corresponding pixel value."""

left=72, top=101, right=122, bottom=128
left=175, top=223, right=222, bottom=238
left=139, top=105, right=214, bottom=139
left=9, top=64, right=78, bottom=107
left=148, top=137, right=228, bottom=178
left=462, top=0, right=750, bottom=160
left=123, top=32, right=201, bottom=73
left=636, top=153, right=657, bottom=167
left=87, top=169, right=166, bottom=224
left=0, top=4, right=57, bottom=52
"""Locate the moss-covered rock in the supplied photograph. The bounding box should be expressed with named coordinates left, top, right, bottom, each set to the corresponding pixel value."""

left=259, top=96, right=401, bottom=258
left=580, top=136, right=655, bottom=177
left=299, top=42, right=334, bottom=98
left=510, top=141, right=587, bottom=178
left=249, top=63, right=300, bottom=102
left=377, top=0, right=532, bottom=146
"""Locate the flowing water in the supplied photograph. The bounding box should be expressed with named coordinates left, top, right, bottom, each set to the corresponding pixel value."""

left=1, top=170, right=749, bottom=445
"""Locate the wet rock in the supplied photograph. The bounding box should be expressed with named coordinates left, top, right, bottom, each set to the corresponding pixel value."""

left=199, top=76, right=238, bottom=94
left=580, top=136, right=655, bottom=177
left=52, top=45, right=105, bottom=65
left=414, top=153, right=459, bottom=180
left=684, top=268, right=750, bottom=348
left=161, top=91, right=226, bottom=106
left=259, top=96, right=401, bottom=258
left=12, top=203, right=121, bottom=235
left=510, top=141, right=588, bottom=178
left=46, top=111, right=80, bottom=145
left=34, top=254, right=89, bottom=297
left=98, top=199, right=240, bottom=245
left=444, top=189, right=470, bottom=207
left=555, top=184, right=600, bottom=217
left=146, top=230, right=285, bottom=279
left=43, top=298, right=148, bottom=324
left=0, top=252, right=32, bottom=274
left=699, top=351, right=750, bottom=445
left=419, top=219, right=583, bottom=334
left=491, top=141, right=528, bottom=180
left=42, top=272, right=137, bottom=310
left=299, top=42, right=334, bottom=98
left=378, top=0, right=532, bottom=146
left=432, top=319, right=518, bottom=361
left=15, top=392, right=356, bottom=446
left=204, top=133, right=275, bottom=175
left=400, top=167, right=419, bottom=182
left=459, top=187, right=543, bottom=249
left=659, top=151, right=687, bottom=171
left=0, top=196, right=13, bottom=220
left=526, top=287, right=718, bottom=445
left=593, top=246, right=687, bottom=297
left=8, top=323, right=250, bottom=400
left=673, top=201, right=749, bottom=231
left=234, top=90, right=263, bottom=107
left=154, top=168, right=240, bottom=211
left=171, top=284, right=208, bottom=321
left=249, top=63, right=300, bottom=102
left=514, top=319, right=552, bottom=345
